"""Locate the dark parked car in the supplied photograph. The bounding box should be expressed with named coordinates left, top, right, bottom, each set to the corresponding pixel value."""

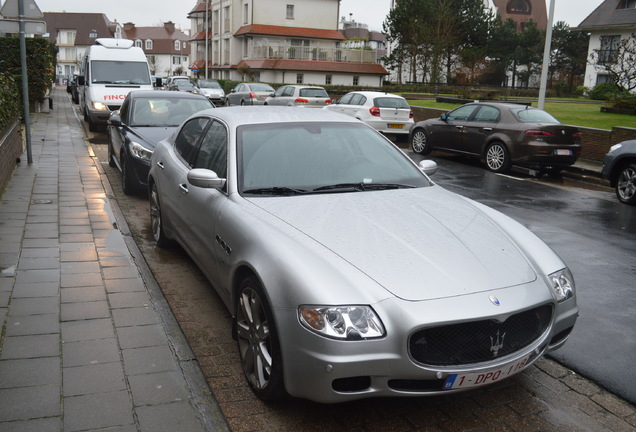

left=166, top=80, right=201, bottom=95
left=107, top=90, right=214, bottom=194
left=601, top=139, right=636, bottom=205
left=66, top=75, right=79, bottom=104
left=409, top=102, right=582, bottom=174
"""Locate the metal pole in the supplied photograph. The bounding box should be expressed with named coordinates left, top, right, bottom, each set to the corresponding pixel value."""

left=538, top=0, right=556, bottom=110
left=19, top=0, right=33, bottom=163
left=205, top=0, right=209, bottom=79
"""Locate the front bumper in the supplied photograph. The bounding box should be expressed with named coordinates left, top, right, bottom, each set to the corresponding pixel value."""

left=276, top=282, right=578, bottom=403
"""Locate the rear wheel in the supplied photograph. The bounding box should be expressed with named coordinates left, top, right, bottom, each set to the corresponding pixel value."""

left=235, top=275, right=285, bottom=401
left=616, top=163, right=636, bottom=205
left=485, top=142, right=511, bottom=173
left=411, top=129, right=432, bottom=155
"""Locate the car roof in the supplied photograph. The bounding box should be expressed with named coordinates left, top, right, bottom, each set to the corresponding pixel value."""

left=198, top=106, right=362, bottom=128
left=464, top=102, right=542, bottom=110
left=349, top=91, right=406, bottom=99
left=128, top=90, right=207, bottom=99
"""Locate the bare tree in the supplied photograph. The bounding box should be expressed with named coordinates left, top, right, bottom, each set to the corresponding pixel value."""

left=590, top=33, right=636, bottom=92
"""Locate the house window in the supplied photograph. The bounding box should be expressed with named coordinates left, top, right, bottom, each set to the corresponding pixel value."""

left=296, top=73, right=303, bottom=84
left=145, top=40, right=153, bottom=50
left=175, top=40, right=181, bottom=51
left=173, top=56, right=182, bottom=65
left=135, top=39, right=142, bottom=48
left=325, top=75, right=332, bottom=85
left=244, top=3, right=249, bottom=24
left=507, top=0, right=531, bottom=14
left=599, top=35, right=621, bottom=63
left=596, top=74, right=612, bottom=85
left=353, top=76, right=359, bottom=86
left=59, top=30, right=76, bottom=45
left=286, top=4, right=294, bottom=19
left=620, top=0, right=636, bottom=8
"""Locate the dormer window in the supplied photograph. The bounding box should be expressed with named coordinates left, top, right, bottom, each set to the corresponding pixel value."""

left=145, top=39, right=153, bottom=50
left=135, top=39, right=142, bottom=48
left=174, top=40, right=181, bottom=51
left=507, top=0, right=531, bottom=14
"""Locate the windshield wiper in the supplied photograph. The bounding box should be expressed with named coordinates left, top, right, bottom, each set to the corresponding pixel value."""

left=243, top=186, right=310, bottom=196
left=313, top=183, right=416, bottom=192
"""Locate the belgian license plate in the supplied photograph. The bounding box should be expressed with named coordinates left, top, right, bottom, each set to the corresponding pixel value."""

left=388, top=124, right=404, bottom=129
left=555, top=149, right=573, bottom=156
left=443, top=355, right=530, bottom=390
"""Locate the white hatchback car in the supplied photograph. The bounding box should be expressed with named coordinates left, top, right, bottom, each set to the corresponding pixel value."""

left=323, top=91, right=413, bottom=139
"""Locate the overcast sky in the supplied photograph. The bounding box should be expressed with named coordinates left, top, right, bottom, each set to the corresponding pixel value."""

left=27, top=0, right=603, bottom=32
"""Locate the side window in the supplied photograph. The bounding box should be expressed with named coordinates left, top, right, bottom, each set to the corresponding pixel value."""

left=339, top=93, right=353, bottom=105
left=447, top=105, right=478, bottom=122
left=473, top=106, right=500, bottom=123
left=350, top=94, right=365, bottom=105
left=175, top=118, right=210, bottom=167
left=193, top=120, right=228, bottom=178
left=119, top=98, right=130, bottom=122
left=283, top=86, right=295, bottom=97
left=274, top=86, right=286, bottom=97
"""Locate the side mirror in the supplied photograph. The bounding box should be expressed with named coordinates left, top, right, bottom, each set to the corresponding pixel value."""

left=418, top=160, right=438, bottom=176
left=440, top=113, right=448, bottom=122
left=155, top=77, right=163, bottom=87
left=231, top=89, right=237, bottom=93
left=187, top=168, right=226, bottom=190
left=108, top=112, right=122, bottom=126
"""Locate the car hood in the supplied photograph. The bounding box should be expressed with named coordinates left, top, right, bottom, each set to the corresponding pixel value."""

left=130, top=126, right=177, bottom=149
left=247, top=186, right=537, bottom=301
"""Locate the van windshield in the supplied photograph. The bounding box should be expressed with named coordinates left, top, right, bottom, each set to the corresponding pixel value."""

left=91, top=60, right=151, bottom=85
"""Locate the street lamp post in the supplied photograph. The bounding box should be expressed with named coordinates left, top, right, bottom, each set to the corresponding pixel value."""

left=204, top=0, right=209, bottom=80
left=538, top=0, right=556, bottom=110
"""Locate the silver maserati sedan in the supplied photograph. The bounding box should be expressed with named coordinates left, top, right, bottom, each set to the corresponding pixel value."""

left=148, top=107, right=578, bottom=403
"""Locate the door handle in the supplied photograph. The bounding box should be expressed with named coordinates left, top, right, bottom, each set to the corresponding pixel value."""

left=455, top=125, right=464, bottom=129
left=179, top=184, right=188, bottom=194
left=483, top=127, right=493, bottom=131
left=156, top=161, right=164, bottom=169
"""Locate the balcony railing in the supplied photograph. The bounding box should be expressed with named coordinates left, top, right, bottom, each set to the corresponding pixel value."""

left=251, top=45, right=378, bottom=63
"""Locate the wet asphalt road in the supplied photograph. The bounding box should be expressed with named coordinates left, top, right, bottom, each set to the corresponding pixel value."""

left=407, top=151, right=636, bottom=405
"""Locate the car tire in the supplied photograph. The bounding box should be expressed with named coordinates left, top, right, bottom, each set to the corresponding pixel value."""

left=235, top=275, right=285, bottom=402
left=411, top=128, right=432, bottom=155
left=121, top=156, right=135, bottom=195
left=240, top=100, right=246, bottom=106
left=225, top=98, right=231, bottom=106
left=615, top=163, right=636, bottom=205
left=149, top=182, right=171, bottom=247
left=107, top=141, right=116, bottom=167
left=485, top=142, right=511, bottom=173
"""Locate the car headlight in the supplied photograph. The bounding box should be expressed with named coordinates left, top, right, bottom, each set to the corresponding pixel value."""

left=92, top=101, right=108, bottom=111
left=129, top=142, right=153, bottom=161
left=548, top=268, right=575, bottom=302
left=299, top=305, right=385, bottom=340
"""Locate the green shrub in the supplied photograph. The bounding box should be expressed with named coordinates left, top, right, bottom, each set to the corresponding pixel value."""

left=0, top=73, right=21, bottom=129
left=587, top=82, right=621, bottom=101
left=0, top=37, right=55, bottom=104
left=609, top=92, right=636, bottom=110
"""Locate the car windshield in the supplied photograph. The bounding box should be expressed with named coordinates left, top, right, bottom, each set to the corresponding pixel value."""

left=512, top=108, right=560, bottom=123
left=199, top=80, right=221, bottom=89
left=299, top=88, right=329, bottom=98
left=250, top=84, right=275, bottom=92
left=131, top=97, right=212, bottom=127
left=91, top=61, right=151, bottom=85
left=239, top=122, right=430, bottom=195
left=374, top=97, right=410, bottom=109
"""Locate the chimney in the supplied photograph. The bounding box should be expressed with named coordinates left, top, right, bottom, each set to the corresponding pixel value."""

left=164, top=21, right=175, bottom=32
left=123, top=22, right=135, bottom=31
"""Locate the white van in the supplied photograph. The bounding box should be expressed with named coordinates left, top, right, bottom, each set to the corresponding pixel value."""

left=78, top=38, right=158, bottom=131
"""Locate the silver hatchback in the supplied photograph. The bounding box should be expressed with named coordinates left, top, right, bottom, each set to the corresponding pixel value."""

left=265, top=85, right=332, bottom=108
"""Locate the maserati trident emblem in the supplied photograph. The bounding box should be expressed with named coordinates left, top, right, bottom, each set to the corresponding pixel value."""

left=489, top=295, right=500, bottom=306
left=490, top=330, right=506, bottom=357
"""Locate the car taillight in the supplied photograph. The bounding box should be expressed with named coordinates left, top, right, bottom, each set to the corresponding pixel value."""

left=326, top=99, right=332, bottom=104
left=525, top=130, right=553, bottom=136
left=249, top=92, right=256, bottom=99
left=369, top=106, right=381, bottom=117
left=573, top=132, right=582, bottom=139
left=409, top=108, right=414, bottom=119
left=295, top=98, right=309, bottom=104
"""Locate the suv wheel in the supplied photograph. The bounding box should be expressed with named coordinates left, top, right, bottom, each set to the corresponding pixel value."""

left=616, top=163, right=636, bottom=205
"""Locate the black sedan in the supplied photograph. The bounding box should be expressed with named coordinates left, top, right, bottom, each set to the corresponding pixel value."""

left=601, top=139, right=636, bottom=205
left=107, top=90, right=214, bottom=195
left=409, top=102, right=582, bottom=174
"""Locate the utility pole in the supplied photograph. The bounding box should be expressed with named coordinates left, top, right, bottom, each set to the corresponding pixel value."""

left=538, top=0, right=556, bottom=110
